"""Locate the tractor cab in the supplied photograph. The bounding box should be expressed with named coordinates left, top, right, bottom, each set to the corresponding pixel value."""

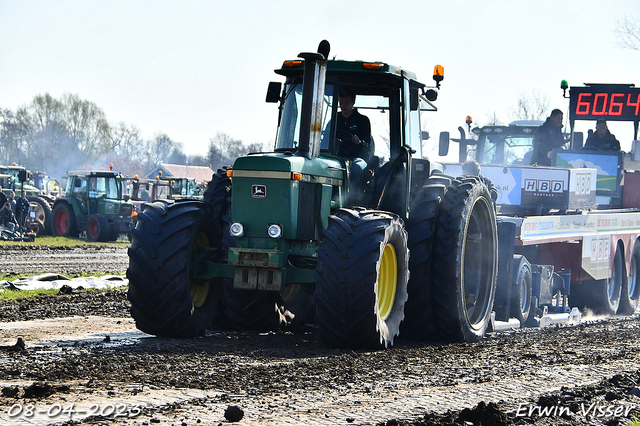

left=264, top=56, right=443, bottom=219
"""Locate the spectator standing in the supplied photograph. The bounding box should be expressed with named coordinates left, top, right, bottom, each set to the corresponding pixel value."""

left=14, top=190, right=30, bottom=229
left=0, top=188, right=10, bottom=228
left=7, top=190, right=16, bottom=217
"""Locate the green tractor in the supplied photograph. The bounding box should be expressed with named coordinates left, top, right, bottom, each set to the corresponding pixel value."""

left=52, top=170, right=134, bottom=242
left=127, top=41, right=498, bottom=348
left=0, top=165, right=55, bottom=235
left=166, top=176, right=204, bottom=200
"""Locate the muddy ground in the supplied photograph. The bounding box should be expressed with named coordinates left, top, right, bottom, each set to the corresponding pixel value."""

left=0, top=244, right=639, bottom=426
left=0, top=244, right=129, bottom=278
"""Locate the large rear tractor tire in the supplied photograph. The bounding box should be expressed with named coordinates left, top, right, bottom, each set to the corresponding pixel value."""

left=86, top=215, right=110, bottom=242
left=432, top=178, right=498, bottom=342
left=26, top=196, right=53, bottom=235
left=400, top=182, right=448, bottom=340
left=127, top=200, right=223, bottom=337
left=314, top=208, right=409, bottom=349
left=510, top=254, right=535, bottom=326
left=52, top=203, right=79, bottom=238
left=619, top=241, right=640, bottom=315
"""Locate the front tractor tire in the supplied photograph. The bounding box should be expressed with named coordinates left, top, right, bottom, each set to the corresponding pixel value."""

left=127, top=200, right=222, bottom=338
left=86, top=215, right=110, bottom=242
left=314, top=208, right=409, bottom=349
left=52, top=203, right=79, bottom=238
left=432, top=178, right=498, bottom=342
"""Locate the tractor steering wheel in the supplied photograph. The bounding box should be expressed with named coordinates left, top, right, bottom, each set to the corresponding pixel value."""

left=336, top=129, right=355, bottom=142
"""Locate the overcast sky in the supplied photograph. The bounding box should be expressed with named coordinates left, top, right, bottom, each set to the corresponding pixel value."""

left=1, top=0, right=639, bottom=158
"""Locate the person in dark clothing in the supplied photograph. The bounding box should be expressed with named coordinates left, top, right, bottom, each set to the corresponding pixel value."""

left=584, top=119, right=620, bottom=151
left=14, top=190, right=30, bottom=228
left=336, top=88, right=372, bottom=161
left=7, top=190, right=16, bottom=219
left=530, top=109, right=566, bottom=166
left=0, top=188, right=10, bottom=228
left=335, top=88, right=372, bottom=194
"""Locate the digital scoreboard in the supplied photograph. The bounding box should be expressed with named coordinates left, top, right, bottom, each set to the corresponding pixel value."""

left=569, top=85, right=640, bottom=122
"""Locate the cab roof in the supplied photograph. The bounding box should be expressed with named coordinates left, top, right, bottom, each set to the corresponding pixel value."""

left=275, top=59, right=418, bottom=81
left=66, top=171, right=122, bottom=178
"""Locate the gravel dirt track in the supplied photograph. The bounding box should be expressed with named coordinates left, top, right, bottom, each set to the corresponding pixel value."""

left=0, top=244, right=640, bottom=426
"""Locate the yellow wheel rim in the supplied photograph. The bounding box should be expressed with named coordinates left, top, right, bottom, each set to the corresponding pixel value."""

left=190, top=232, right=210, bottom=308
left=377, top=243, right=397, bottom=320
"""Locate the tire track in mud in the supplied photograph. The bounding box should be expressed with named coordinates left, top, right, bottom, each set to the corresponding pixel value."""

left=0, top=245, right=129, bottom=276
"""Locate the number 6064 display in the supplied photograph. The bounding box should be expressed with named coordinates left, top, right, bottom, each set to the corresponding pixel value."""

left=570, top=85, right=640, bottom=121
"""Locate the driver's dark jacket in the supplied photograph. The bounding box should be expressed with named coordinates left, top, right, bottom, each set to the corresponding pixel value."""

left=531, top=118, right=565, bottom=166
left=584, top=130, right=621, bottom=151
left=336, top=109, right=371, bottom=159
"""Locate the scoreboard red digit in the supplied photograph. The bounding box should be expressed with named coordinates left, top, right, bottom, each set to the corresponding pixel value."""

left=570, top=85, right=640, bottom=121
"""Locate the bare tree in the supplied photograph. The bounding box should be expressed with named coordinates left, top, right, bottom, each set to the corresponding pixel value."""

left=616, top=15, right=640, bottom=51
left=186, top=154, right=209, bottom=167
left=0, top=108, right=29, bottom=165
left=207, top=132, right=245, bottom=169
left=22, top=95, right=85, bottom=179
left=143, top=133, right=186, bottom=171
left=111, top=122, right=144, bottom=158
left=509, top=90, right=550, bottom=121
left=63, top=93, right=111, bottom=161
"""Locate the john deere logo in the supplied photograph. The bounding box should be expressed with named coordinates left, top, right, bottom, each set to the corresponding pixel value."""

left=252, top=185, right=266, bottom=199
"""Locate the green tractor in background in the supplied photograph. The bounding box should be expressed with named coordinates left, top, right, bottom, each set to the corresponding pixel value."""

left=52, top=170, right=134, bottom=242
left=127, top=41, right=498, bottom=348
left=0, top=165, right=56, bottom=235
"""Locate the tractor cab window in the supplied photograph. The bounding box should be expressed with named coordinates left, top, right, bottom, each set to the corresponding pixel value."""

left=275, top=83, right=335, bottom=151
left=275, top=80, right=405, bottom=164
left=476, top=134, right=535, bottom=165
left=101, top=177, right=121, bottom=199
left=138, top=184, right=152, bottom=201
left=320, top=90, right=395, bottom=162
left=73, top=178, right=86, bottom=195
left=156, top=183, right=171, bottom=200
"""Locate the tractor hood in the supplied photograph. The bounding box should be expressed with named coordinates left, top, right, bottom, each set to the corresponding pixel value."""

left=233, top=153, right=344, bottom=183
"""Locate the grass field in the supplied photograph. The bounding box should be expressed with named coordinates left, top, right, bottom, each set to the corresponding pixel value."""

left=1, top=235, right=129, bottom=299
left=1, top=235, right=131, bottom=247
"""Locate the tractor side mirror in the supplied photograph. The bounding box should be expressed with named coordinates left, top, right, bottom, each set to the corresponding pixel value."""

left=74, top=178, right=82, bottom=188
left=266, top=82, right=282, bottom=103
left=439, top=132, right=450, bottom=156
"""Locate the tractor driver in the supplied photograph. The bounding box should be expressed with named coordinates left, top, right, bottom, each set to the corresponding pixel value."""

left=336, top=87, right=372, bottom=191
left=584, top=119, right=621, bottom=151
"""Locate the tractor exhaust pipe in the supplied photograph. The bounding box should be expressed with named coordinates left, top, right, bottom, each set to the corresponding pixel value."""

left=296, top=40, right=330, bottom=159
